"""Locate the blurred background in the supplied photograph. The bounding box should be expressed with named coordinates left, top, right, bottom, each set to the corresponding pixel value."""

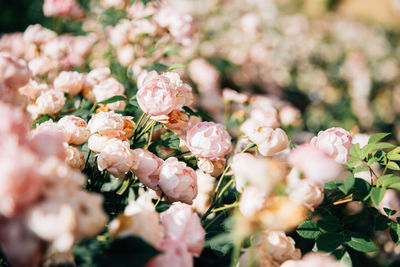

left=3, top=0, right=400, bottom=139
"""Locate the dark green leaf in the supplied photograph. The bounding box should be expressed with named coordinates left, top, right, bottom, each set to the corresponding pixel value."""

left=375, top=214, right=391, bottom=230
left=384, top=208, right=397, bottom=217
left=142, top=63, right=168, bottom=72
left=317, top=216, right=342, bottom=232
left=97, top=95, right=127, bottom=105
left=99, top=8, right=127, bottom=26
left=343, top=214, right=364, bottom=225
left=204, top=233, right=233, bottom=256
left=390, top=223, right=400, bottom=244
left=316, top=233, right=344, bottom=252
left=345, top=233, right=378, bottom=253
left=370, top=187, right=386, bottom=207
left=297, top=220, right=320, bottom=239
left=353, top=178, right=371, bottom=201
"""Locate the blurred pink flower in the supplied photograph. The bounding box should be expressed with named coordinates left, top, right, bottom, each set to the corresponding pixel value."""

left=145, top=239, right=193, bottom=267
left=160, top=202, right=205, bottom=257
left=158, top=157, right=198, bottom=204
left=281, top=252, right=344, bottom=267
left=239, top=186, right=268, bottom=217
left=54, top=71, right=85, bottom=96
left=43, top=0, right=85, bottom=20
left=248, top=127, right=289, bottom=156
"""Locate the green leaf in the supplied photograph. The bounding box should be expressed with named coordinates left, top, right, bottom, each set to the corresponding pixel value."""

left=388, top=147, right=400, bottom=161
left=297, top=220, right=321, bottom=239
left=376, top=174, right=395, bottom=187
left=389, top=223, right=400, bottom=244
left=353, top=165, right=369, bottom=174
left=353, top=178, right=371, bottom=201
left=317, top=216, right=342, bottom=232
left=372, top=142, right=395, bottom=150
left=384, top=208, right=397, bottom=217
left=340, top=251, right=353, bottom=267
left=339, top=174, right=355, bottom=195
left=32, top=115, right=52, bottom=128
left=99, top=8, right=127, bottom=26
left=345, top=234, right=378, bottom=253
left=97, top=95, right=127, bottom=105
left=162, top=136, right=180, bottom=150
left=347, top=157, right=361, bottom=168
left=370, top=187, right=386, bottom=207
left=316, top=233, right=344, bottom=252
left=368, top=133, right=390, bottom=144
left=167, top=63, right=185, bottom=72
left=350, top=143, right=361, bottom=159
left=204, top=233, right=233, bottom=255
left=142, top=63, right=168, bottom=72
left=375, top=214, right=391, bottom=230
left=343, top=214, right=364, bottom=225
left=388, top=161, right=400, bottom=171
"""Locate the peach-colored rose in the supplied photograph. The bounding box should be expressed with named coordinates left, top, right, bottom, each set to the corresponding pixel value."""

left=101, top=0, right=126, bottom=9
left=286, top=168, right=324, bottom=209
left=85, top=67, right=111, bottom=87
left=258, top=231, right=301, bottom=264
left=162, top=72, right=193, bottom=108
left=19, top=79, right=49, bottom=99
left=65, top=144, right=85, bottom=170
left=231, top=153, right=286, bottom=193
left=281, top=252, right=345, bottom=267
left=0, top=52, right=31, bottom=90
left=28, top=89, right=66, bottom=118
left=0, top=33, right=26, bottom=58
left=310, top=127, right=352, bottom=164
left=136, top=73, right=177, bottom=116
left=28, top=56, right=59, bottom=76
left=23, top=24, right=57, bottom=45
left=109, top=195, right=163, bottom=247
left=288, top=144, right=343, bottom=185
left=87, top=131, right=128, bottom=153
left=197, top=157, right=225, bottom=177
left=131, top=148, right=163, bottom=191
left=57, top=115, right=89, bottom=145
left=192, top=170, right=215, bottom=215
left=158, top=157, right=198, bottom=204
left=248, top=127, right=289, bottom=156
left=239, top=186, right=268, bottom=218
left=43, top=0, right=85, bottom=20
left=145, top=239, right=193, bottom=267
left=54, top=71, right=85, bottom=95
left=97, top=139, right=137, bottom=177
left=87, top=111, right=125, bottom=134
left=160, top=202, right=205, bottom=257
left=93, top=77, right=126, bottom=111
left=186, top=122, right=232, bottom=161
left=42, top=38, right=68, bottom=59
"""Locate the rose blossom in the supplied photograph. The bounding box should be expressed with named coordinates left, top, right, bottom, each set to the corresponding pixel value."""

left=286, top=168, right=324, bottom=209
left=87, top=111, right=125, bottom=134
left=231, top=153, right=286, bottom=193
left=281, top=252, right=345, bottom=267
left=93, top=77, right=126, bottom=111
left=65, top=144, right=85, bottom=170
left=222, top=88, right=249, bottom=103
left=87, top=130, right=129, bottom=153
left=248, top=127, right=289, bottom=156
left=186, top=122, right=232, bottom=161
left=146, top=239, right=193, bottom=267
left=310, top=127, right=352, bottom=164
left=239, top=186, right=268, bottom=218
left=28, top=89, right=66, bottom=118
left=136, top=73, right=177, bottom=116
left=158, top=157, right=198, bottom=204
left=57, top=115, right=90, bottom=145
left=192, top=170, right=215, bottom=215
left=109, top=195, right=163, bottom=247
left=85, top=67, right=111, bottom=87
left=43, top=0, right=85, bottom=20
left=117, top=44, right=135, bottom=66
left=288, top=144, right=343, bottom=185
left=131, top=148, right=164, bottom=191
left=23, top=24, right=56, bottom=45
left=42, top=38, right=68, bottom=60
left=19, top=79, right=49, bottom=99
left=28, top=56, right=59, bottom=76
left=279, top=105, right=301, bottom=126
left=54, top=71, right=85, bottom=96
left=29, top=125, right=67, bottom=160
left=0, top=52, right=31, bottom=90
left=101, top=0, right=126, bottom=9
left=97, top=139, right=137, bottom=177
left=197, top=157, right=225, bottom=177
left=160, top=202, right=205, bottom=257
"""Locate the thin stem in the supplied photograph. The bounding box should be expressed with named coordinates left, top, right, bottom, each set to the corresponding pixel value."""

left=90, top=102, right=98, bottom=113
left=117, top=174, right=132, bottom=195
left=155, top=193, right=164, bottom=208
left=135, top=120, right=156, bottom=141
left=145, top=122, right=155, bottom=149
left=382, top=159, right=390, bottom=176
left=217, top=179, right=234, bottom=199
left=84, top=150, right=92, bottom=171
left=212, top=202, right=239, bottom=213
left=204, top=210, right=227, bottom=230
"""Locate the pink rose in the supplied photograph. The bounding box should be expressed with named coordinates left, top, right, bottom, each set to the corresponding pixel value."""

left=258, top=231, right=301, bottom=264
left=43, top=0, right=85, bottom=20
left=186, top=122, right=232, bottom=161
left=28, top=56, right=59, bottom=76
left=28, top=89, right=66, bottom=118
left=288, top=144, right=343, bottom=185
left=158, top=157, right=198, bottom=204
left=54, top=71, right=85, bottom=96
left=29, top=125, right=66, bottom=160
left=23, top=24, right=56, bottom=45
left=93, top=77, right=126, bottom=111
left=87, top=111, right=125, bottom=134
left=85, top=67, right=111, bottom=87
left=19, top=79, right=49, bottom=99
left=160, top=202, right=205, bottom=256
left=286, top=168, right=324, bottom=209
left=239, top=186, right=268, bottom=217
left=65, top=144, right=85, bottom=170
left=0, top=103, right=29, bottom=143
left=136, top=73, right=177, bottom=116
left=281, top=252, right=345, bottom=267
left=88, top=131, right=128, bottom=153
left=117, top=44, right=135, bottom=66
left=222, top=88, right=249, bottom=103
left=57, top=115, right=90, bottom=145
left=0, top=52, right=31, bottom=90
left=42, top=38, right=68, bottom=60
left=310, top=127, right=352, bottom=164
left=0, top=142, right=44, bottom=217
left=97, top=139, right=137, bottom=177
left=279, top=105, right=301, bottom=126
left=146, top=239, right=193, bottom=267
left=248, top=127, right=289, bottom=156
left=131, top=148, right=163, bottom=191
